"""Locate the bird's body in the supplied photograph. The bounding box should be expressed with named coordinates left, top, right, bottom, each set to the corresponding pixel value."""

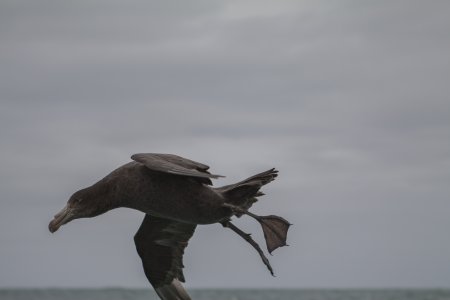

left=90, top=161, right=228, bottom=224
left=49, top=153, right=290, bottom=300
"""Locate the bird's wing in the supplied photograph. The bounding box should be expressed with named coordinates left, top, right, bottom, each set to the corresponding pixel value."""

left=131, top=153, right=224, bottom=185
left=134, top=214, right=196, bottom=300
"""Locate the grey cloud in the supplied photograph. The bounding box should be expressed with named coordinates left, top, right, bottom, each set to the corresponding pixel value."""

left=1, top=0, right=450, bottom=288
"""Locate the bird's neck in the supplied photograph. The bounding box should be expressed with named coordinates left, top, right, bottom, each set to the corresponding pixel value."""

left=85, top=179, right=123, bottom=214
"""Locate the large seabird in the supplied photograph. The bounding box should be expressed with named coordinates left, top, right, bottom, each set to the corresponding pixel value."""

left=49, top=153, right=290, bottom=300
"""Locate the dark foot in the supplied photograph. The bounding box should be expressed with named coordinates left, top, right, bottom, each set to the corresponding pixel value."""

left=257, top=215, right=291, bottom=254
left=222, top=203, right=291, bottom=254
left=221, top=220, right=274, bottom=276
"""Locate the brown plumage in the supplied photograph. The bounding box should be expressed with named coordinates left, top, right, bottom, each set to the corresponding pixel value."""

left=49, top=153, right=290, bottom=300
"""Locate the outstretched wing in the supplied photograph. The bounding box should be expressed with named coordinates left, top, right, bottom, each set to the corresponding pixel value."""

left=134, top=214, right=196, bottom=300
left=131, top=153, right=224, bottom=185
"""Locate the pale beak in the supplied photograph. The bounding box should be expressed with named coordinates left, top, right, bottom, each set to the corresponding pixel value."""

left=48, top=204, right=75, bottom=233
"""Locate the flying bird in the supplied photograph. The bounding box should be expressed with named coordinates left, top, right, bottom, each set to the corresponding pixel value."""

left=49, top=153, right=290, bottom=300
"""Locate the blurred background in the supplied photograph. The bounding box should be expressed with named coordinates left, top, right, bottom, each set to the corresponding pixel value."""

left=1, top=0, right=449, bottom=289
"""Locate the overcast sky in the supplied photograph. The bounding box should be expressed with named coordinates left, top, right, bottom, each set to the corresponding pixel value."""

left=1, top=0, right=450, bottom=289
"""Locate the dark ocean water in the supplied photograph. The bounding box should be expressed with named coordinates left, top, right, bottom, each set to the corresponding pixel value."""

left=1, top=289, right=449, bottom=300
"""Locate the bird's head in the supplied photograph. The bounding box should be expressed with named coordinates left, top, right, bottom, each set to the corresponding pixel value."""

left=48, top=185, right=111, bottom=233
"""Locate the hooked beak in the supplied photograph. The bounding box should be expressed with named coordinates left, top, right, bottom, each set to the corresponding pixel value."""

left=48, top=204, right=75, bottom=233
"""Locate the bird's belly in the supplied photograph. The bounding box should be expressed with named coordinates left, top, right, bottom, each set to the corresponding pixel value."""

left=150, top=195, right=229, bottom=225
left=142, top=191, right=229, bottom=224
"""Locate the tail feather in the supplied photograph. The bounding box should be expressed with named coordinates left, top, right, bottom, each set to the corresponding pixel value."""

left=234, top=168, right=278, bottom=186
left=222, top=182, right=261, bottom=200
left=219, top=168, right=278, bottom=208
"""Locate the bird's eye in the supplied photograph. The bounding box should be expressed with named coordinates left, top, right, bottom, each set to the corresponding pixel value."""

left=76, top=198, right=83, bottom=203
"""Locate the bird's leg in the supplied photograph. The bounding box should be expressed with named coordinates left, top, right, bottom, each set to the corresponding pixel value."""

left=223, top=203, right=291, bottom=254
left=221, top=220, right=274, bottom=276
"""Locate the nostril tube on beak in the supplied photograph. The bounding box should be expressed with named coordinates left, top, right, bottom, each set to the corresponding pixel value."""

left=49, top=204, right=72, bottom=233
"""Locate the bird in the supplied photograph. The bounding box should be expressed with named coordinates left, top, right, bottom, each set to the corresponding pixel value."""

left=49, top=153, right=290, bottom=300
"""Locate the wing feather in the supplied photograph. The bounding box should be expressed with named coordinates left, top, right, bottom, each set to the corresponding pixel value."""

left=134, top=214, right=196, bottom=298
left=131, top=153, right=224, bottom=185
